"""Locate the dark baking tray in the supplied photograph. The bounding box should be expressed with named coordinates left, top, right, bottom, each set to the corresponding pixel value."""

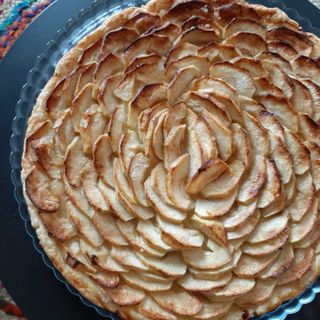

left=1, top=0, right=320, bottom=319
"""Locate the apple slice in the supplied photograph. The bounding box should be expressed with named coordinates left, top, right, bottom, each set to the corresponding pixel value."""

left=113, top=158, right=136, bottom=204
left=260, top=244, right=294, bottom=279
left=198, top=42, right=238, bottom=63
left=267, top=40, right=298, bottom=61
left=164, top=55, right=210, bottom=82
left=91, top=211, right=128, bottom=246
left=104, top=285, right=145, bottom=306
left=163, top=124, right=186, bottom=169
left=277, top=248, right=314, bottom=285
left=167, top=67, right=200, bottom=104
left=176, top=27, right=218, bottom=46
left=87, top=270, right=120, bottom=289
left=225, top=32, right=267, bottom=57
left=267, top=27, right=313, bottom=56
left=122, top=273, right=172, bottom=292
left=127, top=153, right=150, bottom=207
left=167, top=154, right=194, bottom=211
left=262, top=60, right=293, bottom=99
left=237, top=155, right=266, bottom=204
left=290, top=77, right=313, bottom=116
left=186, top=91, right=231, bottom=127
left=178, top=272, right=232, bottom=292
left=193, top=76, right=237, bottom=100
left=79, top=105, right=107, bottom=155
left=197, top=109, right=233, bottom=161
left=183, top=240, right=232, bottom=270
left=212, top=276, right=256, bottom=299
left=64, top=136, right=87, bottom=188
left=243, top=111, right=269, bottom=157
left=284, top=128, right=311, bottom=175
left=65, top=201, right=103, bottom=247
left=119, top=130, right=142, bottom=174
left=217, top=2, right=260, bottom=25
left=39, top=209, right=77, bottom=242
left=131, top=83, right=167, bottom=110
left=100, top=27, right=138, bottom=56
left=151, top=290, right=203, bottom=316
left=222, top=200, right=257, bottom=230
left=145, top=177, right=187, bottom=222
left=258, top=110, right=284, bottom=140
left=242, top=228, right=289, bottom=257
left=117, top=220, right=165, bottom=258
left=163, top=102, right=187, bottom=137
left=71, top=83, right=95, bottom=133
left=194, top=301, right=232, bottom=320
left=157, top=216, right=204, bottom=249
left=202, top=160, right=245, bottom=199
left=124, top=34, right=171, bottom=65
left=107, top=104, right=126, bottom=153
left=231, top=123, right=252, bottom=167
left=125, top=11, right=162, bottom=33
left=248, top=212, right=289, bottom=244
left=137, top=252, right=187, bottom=277
left=164, top=43, right=198, bottom=67
left=306, top=142, right=320, bottom=191
left=137, top=220, right=172, bottom=252
left=210, top=62, right=255, bottom=97
left=234, top=252, right=279, bottom=277
left=92, top=134, right=114, bottom=187
left=238, top=95, right=265, bottom=117
left=289, top=172, right=314, bottom=222
left=191, top=215, right=227, bottom=248
left=116, top=190, right=154, bottom=220
left=97, top=74, right=122, bottom=117
left=125, top=53, right=162, bottom=73
left=258, top=51, right=292, bottom=74
left=254, top=77, right=285, bottom=100
left=139, top=296, right=177, bottom=320
left=164, top=0, right=211, bottom=22
left=146, top=22, right=181, bottom=42
left=260, top=95, right=297, bottom=133
left=186, top=158, right=228, bottom=195
left=189, top=114, right=218, bottom=162
left=93, top=53, right=122, bottom=85
left=111, top=246, right=149, bottom=271
left=291, top=198, right=318, bottom=243
left=258, top=158, right=282, bottom=208
left=74, top=63, right=96, bottom=96
left=195, top=186, right=237, bottom=218
left=301, top=79, right=320, bottom=123
left=295, top=220, right=320, bottom=249
left=98, top=181, right=135, bottom=221
left=299, top=113, right=320, bottom=144
left=80, top=162, right=109, bottom=212
left=233, top=57, right=266, bottom=78
left=235, top=279, right=276, bottom=307
left=224, top=18, right=266, bottom=38
left=227, top=210, right=260, bottom=240
left=269, top=134, right=292, bottom=184
left=261, top=191, right=286, bottom=218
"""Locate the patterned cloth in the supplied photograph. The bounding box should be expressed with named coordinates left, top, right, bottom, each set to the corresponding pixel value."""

left=0, top=282, right=27, bottom=319
left=0, top=0, right=54, bottom=59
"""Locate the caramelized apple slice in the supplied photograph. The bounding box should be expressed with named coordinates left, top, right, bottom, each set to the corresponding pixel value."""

left=210, top=62, right=255, bottom=97
left=167, top=154, right=194, bottom=211
left=65, top=201, right=103, bottom=247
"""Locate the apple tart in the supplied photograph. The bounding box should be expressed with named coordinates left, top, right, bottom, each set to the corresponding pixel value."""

left=22, top=0, right=320, bottom=318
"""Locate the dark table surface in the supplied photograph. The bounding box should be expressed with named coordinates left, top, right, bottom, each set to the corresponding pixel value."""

left=0, top=0, right=320, bottom=319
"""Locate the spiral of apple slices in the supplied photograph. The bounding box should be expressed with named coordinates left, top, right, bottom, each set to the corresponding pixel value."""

left=22, top=0, right=320, bottom=319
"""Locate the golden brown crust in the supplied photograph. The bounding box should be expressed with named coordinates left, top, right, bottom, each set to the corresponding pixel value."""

left=22, top=0, right=320, bottom=319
